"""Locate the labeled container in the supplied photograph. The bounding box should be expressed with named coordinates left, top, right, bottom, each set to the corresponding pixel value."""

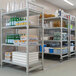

left=39, top=45, right=47, bottom=52
left=5, top=52, right=12, bottom=61
left=49, top=48, right=54, bottom=53
left=54, top=47, right=68, bottom=54
left=45, top=47, right=50, bottom=53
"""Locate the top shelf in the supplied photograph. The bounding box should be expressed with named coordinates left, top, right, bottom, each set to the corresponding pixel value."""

left=40, top=17, right=68, bottom=21
left=2, top=8, right=42, bottom=17
left=45, top=17, right=68, bottom=20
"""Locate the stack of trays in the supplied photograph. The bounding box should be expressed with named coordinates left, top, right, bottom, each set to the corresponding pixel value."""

left=12, top=52, right=39, bottom=66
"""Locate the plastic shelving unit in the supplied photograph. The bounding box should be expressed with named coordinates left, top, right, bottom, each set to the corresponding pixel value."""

left=69, top=16, right=76, bottom=57
left=0, top=9, right=5, bottom=64
left=41, top=16, right=70, bottom=61
left=1, top=0, right=44, bottom=75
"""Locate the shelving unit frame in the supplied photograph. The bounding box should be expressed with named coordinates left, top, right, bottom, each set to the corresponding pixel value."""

left=42, top=16, right=69, bottom=61
left=1, top=0, right=44, bottom=75
left=69, top=16, right=76, bottom=57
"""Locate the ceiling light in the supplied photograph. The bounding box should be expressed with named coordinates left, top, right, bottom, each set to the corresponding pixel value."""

left=64, top=0, right=74, bottom=6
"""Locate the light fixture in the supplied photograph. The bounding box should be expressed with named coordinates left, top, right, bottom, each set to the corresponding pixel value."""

left=64, top=0, right=74, bottom=6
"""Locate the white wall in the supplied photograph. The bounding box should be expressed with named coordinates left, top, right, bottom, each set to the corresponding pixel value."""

left=0, top=0, right=63, bottom=14
left=66, top=9, right=76, bottom=16
left=36, top=0, right=62, bottom=14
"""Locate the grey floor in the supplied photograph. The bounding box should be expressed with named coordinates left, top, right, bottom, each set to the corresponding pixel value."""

left=0, top=58, right=76, bottom=76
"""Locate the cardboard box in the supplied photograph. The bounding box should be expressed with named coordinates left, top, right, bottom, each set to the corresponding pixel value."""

left=5, top=52, right=12, bottom=61
left=53, top=20, right=66, bottom=27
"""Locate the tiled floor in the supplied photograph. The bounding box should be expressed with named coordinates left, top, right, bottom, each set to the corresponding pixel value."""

left=0, top=58, right=76, bottom=76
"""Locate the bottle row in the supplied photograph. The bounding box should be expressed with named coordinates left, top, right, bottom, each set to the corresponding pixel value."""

left=6, top=17, right=31, bottom=26
left=44, top=32, right=68, bottom=41
left=5, top=34, right=38, bottom=45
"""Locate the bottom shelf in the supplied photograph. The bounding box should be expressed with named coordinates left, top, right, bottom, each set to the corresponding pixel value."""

left=70, top=51, right=76, bottom=56
left=2, top=60, right=26, bottom=67
left=2, top=51, right=43, bottom=71
left=2, top=60, right=42, bottom=71
left=40, top=52, right=68, bottom=56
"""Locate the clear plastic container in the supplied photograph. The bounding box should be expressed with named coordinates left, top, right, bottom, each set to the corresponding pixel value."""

left=11, top=1, right=15, bottom=11
left=7, top=2, right=10, bottom=12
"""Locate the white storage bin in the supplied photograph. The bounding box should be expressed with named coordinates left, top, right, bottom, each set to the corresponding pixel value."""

left=70, top=46, right=74, bottom=52
left=12, top=52, right=39, bottom=65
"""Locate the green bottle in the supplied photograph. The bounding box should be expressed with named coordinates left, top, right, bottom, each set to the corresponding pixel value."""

left=12, top=17, right=14, bottom=26
left=14, top=16, right=17, bottom=26
left=8, top=35, right=10, bottom=44
left=9, top=34, right=12, bottom=44
left=17, top=17, right=19, bottom=25
left=10, top=18, right=12, bottom=26
left=6, top=35, right=8, bottom=44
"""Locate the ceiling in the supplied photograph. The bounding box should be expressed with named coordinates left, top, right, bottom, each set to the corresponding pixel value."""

left=46, top=0, right=76, bottom=10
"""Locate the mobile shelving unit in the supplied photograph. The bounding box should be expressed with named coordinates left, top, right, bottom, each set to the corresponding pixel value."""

left=1, top=0, right=44, bottom=76
left=41, top=16, right=70, bottom=62
left=69, top=15, right=76, bottom=57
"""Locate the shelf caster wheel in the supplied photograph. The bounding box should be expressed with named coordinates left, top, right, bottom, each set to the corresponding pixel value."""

left=60, top=59, right=63, bottom=63
left=42, top=68, right=44, bottom=70
left=41, top=66, right=44, bottom=70
left=74, top=55, right=76, bottom=58
left=68, top=57, right=70, bottom=60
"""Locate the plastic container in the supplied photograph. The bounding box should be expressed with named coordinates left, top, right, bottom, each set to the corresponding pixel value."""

left=39, top=45, right=46, bottom=52
left=49, top=48, right=54, bottom=53
left=7, top=2, right=10, bottom=12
